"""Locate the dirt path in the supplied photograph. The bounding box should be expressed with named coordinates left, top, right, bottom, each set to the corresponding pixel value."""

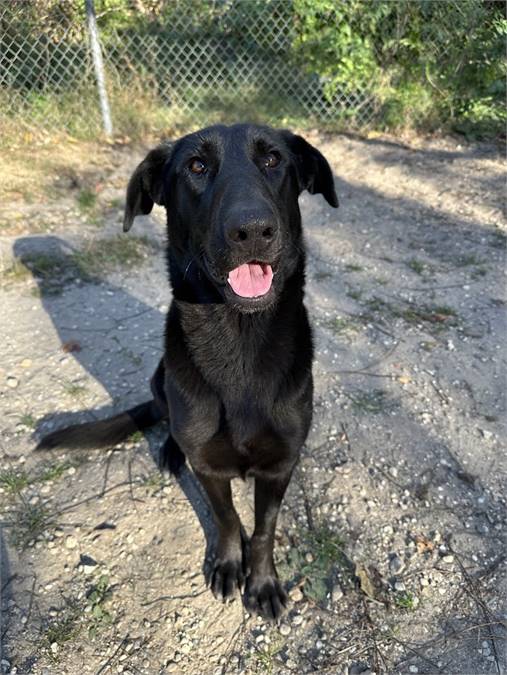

left=0, top=132, right=505, bottom=675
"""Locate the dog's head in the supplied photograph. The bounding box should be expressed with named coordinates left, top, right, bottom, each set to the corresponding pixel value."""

left=124, top=124, right=338, bottom=312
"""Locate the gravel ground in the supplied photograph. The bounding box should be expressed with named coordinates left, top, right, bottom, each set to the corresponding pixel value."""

left=0, top=130, right=505, bottom=675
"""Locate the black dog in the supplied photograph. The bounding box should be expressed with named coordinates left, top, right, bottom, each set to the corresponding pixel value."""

left=38, top=124, right=338, bottom=620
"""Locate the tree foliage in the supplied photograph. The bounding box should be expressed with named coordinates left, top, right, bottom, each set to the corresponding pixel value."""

left=292, top=0, right=506, bottom=134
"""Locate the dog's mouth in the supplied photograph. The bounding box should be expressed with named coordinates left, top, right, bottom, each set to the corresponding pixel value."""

left=227, top=261, right=273, bottom=298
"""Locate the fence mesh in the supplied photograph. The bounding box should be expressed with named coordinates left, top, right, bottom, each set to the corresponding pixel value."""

left=0, top=0, right=501, bottom=139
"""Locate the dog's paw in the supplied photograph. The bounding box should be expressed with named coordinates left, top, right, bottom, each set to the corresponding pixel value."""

left=244, top=574, right=288, bottom=621
left=209, top=558, right=245, bottom=601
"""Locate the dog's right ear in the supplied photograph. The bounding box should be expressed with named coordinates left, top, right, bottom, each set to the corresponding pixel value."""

left=123, top=142, right=173, bottom=232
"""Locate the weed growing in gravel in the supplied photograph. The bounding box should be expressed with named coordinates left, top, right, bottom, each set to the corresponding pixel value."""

left=251, top=636, right=284, bottom=675
left=407, top=258, right=426, bottom=275
left=77, top=187, right=97, bottom=211
left=283, top=525, right=352, bottom=604
left=9, top=501, right=54, bottom=549
left=1, top=257, right=32, bottom=283
left=87, top=575, right=113, bottom=638
left=420, top=340, right=438, bottom=352
left=394, top=591, right=417, bottom=610
left=329, top=316, right=361, bottom=339
left=0, top=468, right=30, bottom=494
left=2, top=236, right=154, bottom=294
left=37, top=461, right=73, bottom=482
left=347, top=288, right=363, bottom=301
left=61, top=379, right=88, bottom=399
left=141, top=472, right=168, bottom=493
left=453, top=253, right=484, bottom=267
left=2, top=253, right=60, bottom=287
left=43, top=607, right=81, bottom=659
left=18, top=412, right=36, bottom=428
left=74, top=235, right=152, bottom=276
left=362, top=296, right=459, bottom=332
left=345, top=389, right=392, bottom=414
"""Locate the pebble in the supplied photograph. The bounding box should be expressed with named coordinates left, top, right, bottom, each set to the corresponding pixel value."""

left=331, top=585, right=343, bottom=602
left=289, top=586, right=303, bottom=602
left=394, top=580, right=406, bottom=592
left=6, top=376, right=19, bottom=388
left=441, top=554, right=454, bottom=563
left=389, top=554, right=404, bottom=575
left=65, top=535, right=78, bottom=549
left=409, top=666, right=418, bottom=673
left=77, top=553, right=97, bottom=575
left=279, top=623, right=291, bottom=636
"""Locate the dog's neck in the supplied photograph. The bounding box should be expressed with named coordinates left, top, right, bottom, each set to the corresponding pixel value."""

left=170, top=259, right=307, bottom=402
left=172, top=253, right=306, bottom=338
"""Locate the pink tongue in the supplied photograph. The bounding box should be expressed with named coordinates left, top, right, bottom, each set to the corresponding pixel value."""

left=227, top=262, right=273, bottom=298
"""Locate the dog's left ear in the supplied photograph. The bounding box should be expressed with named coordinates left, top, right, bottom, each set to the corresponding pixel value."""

left=123, top=142, right=174, bottom=232
left=282, top=132, right=338, bottom=208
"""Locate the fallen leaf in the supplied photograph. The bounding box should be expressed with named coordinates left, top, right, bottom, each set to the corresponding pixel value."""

left=397, top=375, right=411, bottom=384
left=62, top=340, right=82, bottom=353
left=414, top=534, right=434, bottom=554
left=355, top=563, right=377, bottom=599
left=430, top=313, right=452, bottom=323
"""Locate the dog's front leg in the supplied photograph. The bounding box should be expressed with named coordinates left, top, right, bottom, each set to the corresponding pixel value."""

left=245, top=472, right=291, bottom=620
left=194, top=471, right=246, bottom=601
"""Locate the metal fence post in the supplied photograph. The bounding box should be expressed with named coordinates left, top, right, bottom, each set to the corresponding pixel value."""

left=85, top=0, right=113, bottom=137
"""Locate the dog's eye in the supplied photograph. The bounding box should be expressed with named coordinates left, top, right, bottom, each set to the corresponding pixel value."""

left=263, top=152, right=280, bottom=169
left=190, top=158, right=206, bottom=175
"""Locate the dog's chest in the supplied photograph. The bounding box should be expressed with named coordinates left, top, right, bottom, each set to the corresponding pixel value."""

left=182, top=305, right=281, bottom=405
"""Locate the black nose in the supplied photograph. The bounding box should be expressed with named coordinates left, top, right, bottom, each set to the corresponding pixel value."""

left=224, top=209, right=277, bottom=247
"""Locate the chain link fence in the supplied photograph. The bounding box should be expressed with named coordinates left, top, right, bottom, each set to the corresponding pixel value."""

left=0, top=0, right=503, bottom=140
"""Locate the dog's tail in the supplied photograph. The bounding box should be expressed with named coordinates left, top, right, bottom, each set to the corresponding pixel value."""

left=35, top=399, right=164, bottom=451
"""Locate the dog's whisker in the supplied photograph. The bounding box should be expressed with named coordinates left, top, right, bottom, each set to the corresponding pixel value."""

left=183, top=257, right=196, bottom=280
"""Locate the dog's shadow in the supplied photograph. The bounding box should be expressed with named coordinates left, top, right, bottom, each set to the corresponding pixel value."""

left=14, top=234, right=219, bottom=569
